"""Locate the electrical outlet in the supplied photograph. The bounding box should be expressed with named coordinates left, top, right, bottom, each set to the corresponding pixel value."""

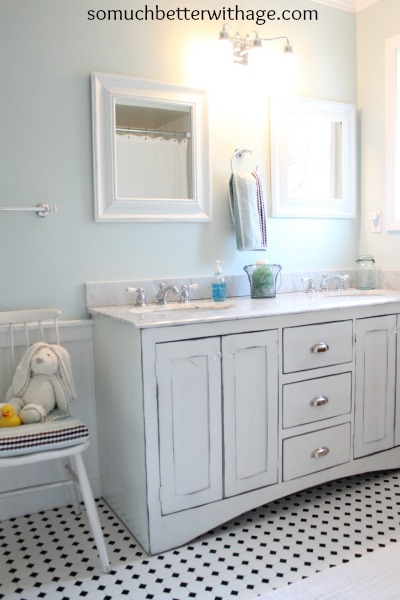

left=369, top=210, right=382, bottom=233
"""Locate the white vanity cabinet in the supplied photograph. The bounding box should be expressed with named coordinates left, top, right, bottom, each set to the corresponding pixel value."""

left=90, top=294, right=400, bottom=555
left=156, top=330, right=279, bottom=514
left=281, top=320, right=354, bottom=482
left=156, top=337, right=223, bottom=515
left=354, top=315, right=397, bottom=458
left=222, top=330, right=279, bottom=496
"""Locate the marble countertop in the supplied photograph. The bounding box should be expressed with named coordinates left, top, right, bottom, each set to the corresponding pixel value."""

left=88, top=289, right=400, bottom=329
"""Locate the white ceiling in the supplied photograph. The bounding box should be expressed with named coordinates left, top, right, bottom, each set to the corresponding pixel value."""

left=312, top=0, right=378, bottom=12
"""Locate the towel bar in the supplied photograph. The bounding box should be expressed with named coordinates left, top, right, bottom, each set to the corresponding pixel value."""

left=0, top=204, right=57, bottom=218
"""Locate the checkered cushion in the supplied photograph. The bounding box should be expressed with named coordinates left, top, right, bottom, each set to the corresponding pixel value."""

left=0, top=411, right=89, bottom=457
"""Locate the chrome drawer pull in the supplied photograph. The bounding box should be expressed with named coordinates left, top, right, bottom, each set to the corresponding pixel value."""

left=310, top=395, right=329, bottom=407
left=311, top=446, right=330, bottom=459
left=310, top=342, right=330, bottom=354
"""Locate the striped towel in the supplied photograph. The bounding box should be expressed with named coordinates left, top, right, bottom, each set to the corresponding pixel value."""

left=228, top=171, right=267, bottom=251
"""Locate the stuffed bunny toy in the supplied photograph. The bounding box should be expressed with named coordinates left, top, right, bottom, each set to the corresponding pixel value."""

left=2, top=342, right=77, bottom=424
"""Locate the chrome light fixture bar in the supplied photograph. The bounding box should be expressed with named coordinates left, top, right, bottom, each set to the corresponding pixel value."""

left=218, top=23, right=295, bottom=66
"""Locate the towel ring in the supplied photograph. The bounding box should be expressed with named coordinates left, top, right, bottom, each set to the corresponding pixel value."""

left=230, top=147, right=258, bottom=173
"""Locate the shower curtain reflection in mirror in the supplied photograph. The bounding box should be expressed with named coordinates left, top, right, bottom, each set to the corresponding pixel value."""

left=116, top=133, right=189, bottom=199
left=114, top=97, right=192, bottom=201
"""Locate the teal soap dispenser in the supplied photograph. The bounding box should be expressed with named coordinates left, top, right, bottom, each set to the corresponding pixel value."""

left=211, top=260, right=226, bottom=302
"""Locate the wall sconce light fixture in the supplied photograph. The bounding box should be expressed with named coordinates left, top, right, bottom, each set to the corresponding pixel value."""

left=217, top=23, right=298, bottom=82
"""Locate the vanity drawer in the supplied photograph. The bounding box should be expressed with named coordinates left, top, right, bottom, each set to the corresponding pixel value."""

left=283, top=320, right=353, bottom=373
left=282, top=372, right=352, bottom=429
left=283, top=423, right=351, bottom=481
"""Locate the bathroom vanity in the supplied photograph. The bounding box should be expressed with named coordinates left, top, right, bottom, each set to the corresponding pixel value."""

left=89, top=290, right=400, bottom=554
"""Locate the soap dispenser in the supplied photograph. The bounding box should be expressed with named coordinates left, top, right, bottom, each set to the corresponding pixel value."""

left=211, top=260, right=226, bottom=302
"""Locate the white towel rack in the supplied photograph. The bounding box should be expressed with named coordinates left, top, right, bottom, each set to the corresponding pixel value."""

left=230, top=147, right=253, bottom=172
left=0, top=204, right=57, bottom=218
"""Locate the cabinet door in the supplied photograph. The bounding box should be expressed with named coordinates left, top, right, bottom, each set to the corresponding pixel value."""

left=354, top=315, right=396, bottom=458
left=156, top=337, right=222, bottom=514
left=223, top=330, right=279, bottom=497
left=396, top=315, right=400, bottom=447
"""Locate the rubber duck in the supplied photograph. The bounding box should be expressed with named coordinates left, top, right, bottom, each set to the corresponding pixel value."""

left=0, top=404, right=22, bottom=427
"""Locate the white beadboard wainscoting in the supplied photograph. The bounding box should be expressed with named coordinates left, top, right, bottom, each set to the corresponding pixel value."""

left=0, top=319, right=100, bottom=520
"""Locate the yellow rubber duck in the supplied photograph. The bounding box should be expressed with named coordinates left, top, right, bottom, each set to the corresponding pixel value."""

left=0, top=404, right=22, bottom=427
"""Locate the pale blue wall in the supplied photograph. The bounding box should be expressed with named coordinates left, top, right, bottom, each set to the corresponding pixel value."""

left=357, top=0, right=400, bottom=268
left=0, top=0, right=357, bottom=319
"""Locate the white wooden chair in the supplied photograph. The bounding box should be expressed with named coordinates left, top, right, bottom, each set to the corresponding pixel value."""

left=0, top=309, right=110, bottom=573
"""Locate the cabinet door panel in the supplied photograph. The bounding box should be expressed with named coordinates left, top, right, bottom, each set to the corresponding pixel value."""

left=354, top=315, right=396, bottom=458
left=396, top=315, right=400, bottom=447
left=156, top=338, right=222, bottom=514
left=223, top=330, right=278, bottom=497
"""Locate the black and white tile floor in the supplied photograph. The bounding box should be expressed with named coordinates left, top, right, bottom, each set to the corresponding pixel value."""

left=1, top=469, right=400, bottom=599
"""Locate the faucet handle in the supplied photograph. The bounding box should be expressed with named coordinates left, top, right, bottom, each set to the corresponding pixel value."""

left=336, top=274, right=349, bottom=290
left=320, top=274, right=329, bottom=292
left=126, top=287, right=146, bottom=306
left=301, top=277, right=315, bottom=293
left=179, top=283, right=198, bottom=303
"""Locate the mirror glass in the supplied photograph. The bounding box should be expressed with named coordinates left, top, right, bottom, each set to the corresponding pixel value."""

left=115, top=99, right=192, bottom=200
left=92, top=72, right=211, bottom=222
left=271, top=97, right=356, bottom=218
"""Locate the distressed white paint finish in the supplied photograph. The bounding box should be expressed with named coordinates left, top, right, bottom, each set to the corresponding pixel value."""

left=282, top=372, right=352, bottom=429
left=283, top=423, right=351, bottom=481
left=223, top=330, right=279, bottom=497
left=91, top=297, right=400, bottom=555
left=156, top=337, right=222, bottom=514
left=283, top=320, right=353, bottom=373
left=354, top=315, right=396, bottom=458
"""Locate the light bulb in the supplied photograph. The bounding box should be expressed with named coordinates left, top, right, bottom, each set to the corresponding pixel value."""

left=279, top=46, right=299, bottom=87
left=247, top=44, right=265, bottom=70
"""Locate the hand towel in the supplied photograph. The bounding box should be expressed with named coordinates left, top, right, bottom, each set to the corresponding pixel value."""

left=228, top=170, right=267, bottom=251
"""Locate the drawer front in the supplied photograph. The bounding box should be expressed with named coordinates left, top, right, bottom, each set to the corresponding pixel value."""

left=283, top=423, right=351, bottom=481
left=282, top=372, right=352, bottom=429
left=283, top=320, right=353, bottom=373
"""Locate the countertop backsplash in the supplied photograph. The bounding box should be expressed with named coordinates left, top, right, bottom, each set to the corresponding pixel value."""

left=86, top=269, right=364, bottom=308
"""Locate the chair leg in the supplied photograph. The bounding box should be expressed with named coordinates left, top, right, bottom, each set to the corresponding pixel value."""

left=62, top=458, right=81, bottom=515
left=72, top=452, right=111, bottom=573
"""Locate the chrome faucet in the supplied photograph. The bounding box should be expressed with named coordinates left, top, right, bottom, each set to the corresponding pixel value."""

left=301, top=277, right=316, bottom=293
left=179, top=283, right=199, bottom=303
left=126, top=286, right=146, bottom=306
left=325, top=274, right=349, bottom=291
left=156, top=283, right=179, bottom=305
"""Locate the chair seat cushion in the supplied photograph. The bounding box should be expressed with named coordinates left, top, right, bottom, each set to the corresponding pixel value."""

left=0, top=411, right=89, bottom=457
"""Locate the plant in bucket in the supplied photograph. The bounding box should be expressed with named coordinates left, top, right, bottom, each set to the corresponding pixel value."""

left=243, top=262, right=282, bottom=298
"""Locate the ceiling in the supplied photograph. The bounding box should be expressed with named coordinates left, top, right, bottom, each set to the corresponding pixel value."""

left=312, top=0, right=378, bottom=12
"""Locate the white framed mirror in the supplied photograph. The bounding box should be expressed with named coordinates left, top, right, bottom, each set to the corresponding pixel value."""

left=91, top=72, right=211, bottom=222
left=385, top=33, right=400, bottom=231
left=270, top=96, right=356, bottom=218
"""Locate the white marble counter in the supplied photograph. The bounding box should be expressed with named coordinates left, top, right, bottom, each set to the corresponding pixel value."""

left=88, top=289, right=400, bottom=329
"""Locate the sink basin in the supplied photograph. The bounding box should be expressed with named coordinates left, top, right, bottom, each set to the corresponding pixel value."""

left=129, top=301, right=236, bottom=314
left=322, top=289, right=386, bottom=297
